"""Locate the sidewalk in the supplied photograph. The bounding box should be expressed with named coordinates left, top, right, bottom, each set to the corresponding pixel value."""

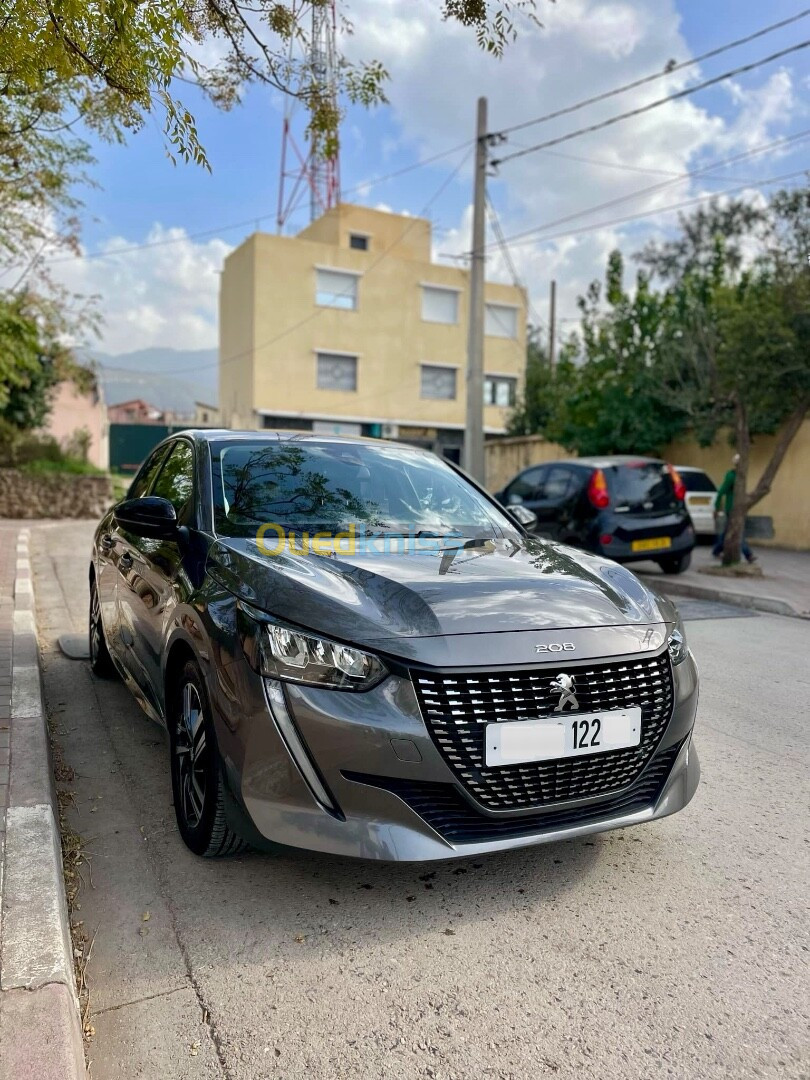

left=635, top=544, right=810, bottom=619
left=0, top=523, right=85, bottom=1079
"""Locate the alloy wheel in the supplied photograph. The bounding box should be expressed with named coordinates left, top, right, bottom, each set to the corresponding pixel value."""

left=175, top=681, right=208, bottom=829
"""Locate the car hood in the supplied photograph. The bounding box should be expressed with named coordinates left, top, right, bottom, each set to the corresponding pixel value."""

left=206, top=534, right=670, bottom=654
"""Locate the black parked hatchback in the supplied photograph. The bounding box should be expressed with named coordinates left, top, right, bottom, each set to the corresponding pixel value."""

left=494, top=456, right=695, bottom=574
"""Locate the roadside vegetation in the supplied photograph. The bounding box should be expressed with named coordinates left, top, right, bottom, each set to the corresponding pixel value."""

left=510, top=188, right=810, bottom=565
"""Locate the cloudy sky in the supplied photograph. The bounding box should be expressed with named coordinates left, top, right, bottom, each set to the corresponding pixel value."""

left=47, top=0, right=810, bottom=356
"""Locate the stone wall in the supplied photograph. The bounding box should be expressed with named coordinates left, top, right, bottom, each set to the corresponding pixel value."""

left=0, top=469, right=113, bottom=520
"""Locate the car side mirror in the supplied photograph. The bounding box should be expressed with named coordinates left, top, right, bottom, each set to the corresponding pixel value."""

left=114, top=496, right=178, bottom=540
left=509, top=505, right=538, bottom=531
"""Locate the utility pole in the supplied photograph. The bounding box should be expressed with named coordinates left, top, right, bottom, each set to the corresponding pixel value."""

left=463, top=96, right=488, bottom=483
left=548, top=279, right=557, bottom=370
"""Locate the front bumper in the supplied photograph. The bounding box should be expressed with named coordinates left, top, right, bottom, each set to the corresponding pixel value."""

left=214, top=645, right=700, bottom=862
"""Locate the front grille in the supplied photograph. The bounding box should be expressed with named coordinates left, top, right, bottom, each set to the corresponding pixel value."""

left=412, top=650, right=674, bottom=811
left=344, top=740, right=683, bottom=844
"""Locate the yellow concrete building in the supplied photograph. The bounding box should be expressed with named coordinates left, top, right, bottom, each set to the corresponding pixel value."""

left=218, top=204, right=527, bottom=461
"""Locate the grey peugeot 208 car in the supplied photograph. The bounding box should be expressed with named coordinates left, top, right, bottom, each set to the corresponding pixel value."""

left=90, top=430, right=699, bottom=861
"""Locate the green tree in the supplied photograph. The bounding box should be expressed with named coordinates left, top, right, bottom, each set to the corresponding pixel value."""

left=544, top=252, right=687, bottom=455
left=1, top=1, right=538, bottom=167
left=507, top=325, right=577, bottom=437
left=1, top=1, right=539, bottom=365
left=650, top=190, right=810, bottom=565
left=0, top=291, right=94, bottom=431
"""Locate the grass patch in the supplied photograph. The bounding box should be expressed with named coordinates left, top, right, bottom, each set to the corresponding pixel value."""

left=110, top=472, right=130, bottom=502
left=20, top=458, right=104, bottom=476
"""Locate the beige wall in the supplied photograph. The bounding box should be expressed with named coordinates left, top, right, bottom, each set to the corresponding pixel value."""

left=297, top=204, right=432, bottom=264
left=485, top=434, right=568, bottom=492
left=483, top=422, right=810, bottom=550
left=44, top=381, right=108, bottom=470
left=664, top=423, right=810, bottom=550
left=219, top=204, right=527, bottom=435
left=219, top=239, right=256, bottom=429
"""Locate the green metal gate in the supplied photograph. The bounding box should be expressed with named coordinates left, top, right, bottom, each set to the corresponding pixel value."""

left=109, top=423, right=190, bottom=475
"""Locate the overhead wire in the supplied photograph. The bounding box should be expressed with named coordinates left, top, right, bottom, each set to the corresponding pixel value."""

left=487, top=128, right=810, bottom=250
left=496, top=9, right=810, bottom=139
left=496, top=167, right=810, bottom=250
left=491, top=40, right=810, bottom=167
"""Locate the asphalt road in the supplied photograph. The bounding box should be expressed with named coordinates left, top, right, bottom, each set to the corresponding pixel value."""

left=31, top=522, right=809, bottom=1080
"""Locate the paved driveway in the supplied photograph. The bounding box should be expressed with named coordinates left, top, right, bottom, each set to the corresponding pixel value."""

left=31, top=522, right=809, bottom=1080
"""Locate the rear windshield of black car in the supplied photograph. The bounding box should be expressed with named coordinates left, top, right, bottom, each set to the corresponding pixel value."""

left=680, top=470, right=717, bottom=493
left=208, top=439, right=512, bottom=539
left=606, top=463, right=678, bottom=513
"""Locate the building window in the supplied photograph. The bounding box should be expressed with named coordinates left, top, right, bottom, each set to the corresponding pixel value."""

left=421, top=285, right=459, bottom=325
left=316, top=352, right=357, bottom=392
left=315, top=267, right=359, bottom=310
left=484, top=375, right=517, bottom=407
left=349, top=233, right=369, bottom=251
left=421, top=364, right=457, bottom=400
left=485, top=303, right=518, bottom=339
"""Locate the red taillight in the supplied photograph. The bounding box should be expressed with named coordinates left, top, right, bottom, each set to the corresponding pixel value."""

left=599, top=533, right=613, bottom=545
left=587, top=469, right=610, bottom=509
left=667, top=463, right=686, bottom=501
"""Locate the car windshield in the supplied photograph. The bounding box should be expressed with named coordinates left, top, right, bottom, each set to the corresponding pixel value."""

left=679, top=470, right=717, bottom=493
left=607, top=462, right=678, bottom=513
left=210, top=439, right=512, bottom=539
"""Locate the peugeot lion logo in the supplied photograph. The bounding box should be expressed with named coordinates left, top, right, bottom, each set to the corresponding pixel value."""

left=551, top=673, right=579, bottom=712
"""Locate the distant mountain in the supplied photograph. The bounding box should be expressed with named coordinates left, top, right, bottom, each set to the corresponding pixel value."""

left=85, top=347, right=218, bottom=417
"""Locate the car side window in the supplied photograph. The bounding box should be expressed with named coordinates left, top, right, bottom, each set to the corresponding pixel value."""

left=127, top=446, right=169, bottom=499
left=151, top=441, right=195, bottom=520
left=543, top=466, right=575, bottom=501
left=506, top=466, right=546, bottom=503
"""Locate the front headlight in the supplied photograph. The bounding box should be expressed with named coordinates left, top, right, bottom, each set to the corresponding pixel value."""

left=667, top=617, right=688, bottom=665
left=241, top=605, right=387, bottom=690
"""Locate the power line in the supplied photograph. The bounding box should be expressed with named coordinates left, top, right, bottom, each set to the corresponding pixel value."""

left=486, top=199, right=565, bottom=352
left=498, top=167, right=810, bottom=250
left=44, top=213, right=276, bottom=265
left=342, top=141, right=472, bottom=197
left=491, top=40, right=810, bottom=168
left=42, top=145, right=473, bottom=267
left=34, top=15, right=810, bottom=268
left=511, top=139, right=800, bottom=180
left=489, top=128, right=810, bottom=249
left=497, top=9, right=810, bottom=139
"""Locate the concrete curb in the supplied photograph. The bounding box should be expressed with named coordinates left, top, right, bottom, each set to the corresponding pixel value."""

left=0, top=529, right=86, bottom=1079
left=651, top=577, right=807, bottom=620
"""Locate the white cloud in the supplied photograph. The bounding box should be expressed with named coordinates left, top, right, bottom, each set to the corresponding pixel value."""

left=716, top=69, right=796, bottom=153
left=47, top=0, right=805, bottom=355
left=50, top=226, right=233, bottom=353
left=342, top=0, right=802, bottom=328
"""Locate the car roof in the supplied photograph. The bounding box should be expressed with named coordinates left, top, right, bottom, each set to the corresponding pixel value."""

left=163, top=428, right=403, bottom=449
left=674, top=465, right=710, bottom=473
left=162, top=427, right=427, bottom=453
left=520, top=455, right=664, bottom=472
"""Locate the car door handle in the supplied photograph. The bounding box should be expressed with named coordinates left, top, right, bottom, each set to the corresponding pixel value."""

left=119, top=552, right=134, bottom=569
left=101, top=533, right=114, bottom=549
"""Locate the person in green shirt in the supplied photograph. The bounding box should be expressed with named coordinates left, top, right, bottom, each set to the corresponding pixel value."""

left=712, top=453, right=756, bottom=562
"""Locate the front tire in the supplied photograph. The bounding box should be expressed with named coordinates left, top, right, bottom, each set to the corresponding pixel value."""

left=657, top=551, right=692, bottom=575
left=169, top=659, right=248, bottom=858
left=89, top=577, right=116, bottom=677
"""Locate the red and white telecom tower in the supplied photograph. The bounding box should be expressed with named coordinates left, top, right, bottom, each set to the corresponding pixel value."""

left=277, top=0, right=341, bottom=231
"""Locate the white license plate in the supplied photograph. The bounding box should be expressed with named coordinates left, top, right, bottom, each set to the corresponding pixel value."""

left=485, top=708, right=642, bottom=767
